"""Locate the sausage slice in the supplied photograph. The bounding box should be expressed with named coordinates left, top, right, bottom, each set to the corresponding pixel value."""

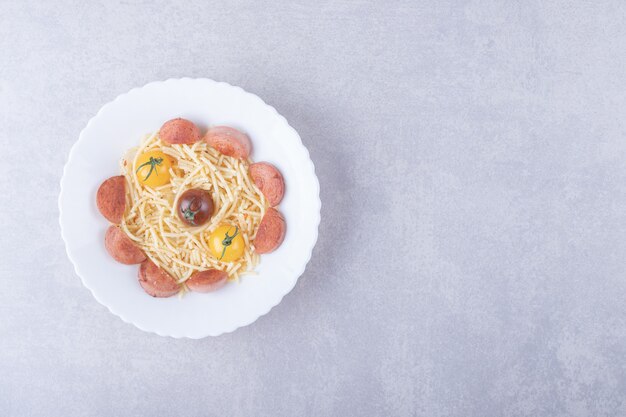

left=138, top=260, right=180, bottom=298
left=104, top=225, right=146, bottom=264
left=159, top=118, right=201, bottom=144
left=204, top=126, right=251, bottom=159
left=254, top=208, right=286, bottom=254
left=249, top=162, right=285, bottom=207
left=96, top=176, right=126, bottom=224
left=186, top=269, right=228, bottom=293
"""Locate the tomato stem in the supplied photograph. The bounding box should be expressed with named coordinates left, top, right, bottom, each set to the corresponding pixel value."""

left=219, top=226, right=239, bottom=260
left=182, top=197, right=200, bottom=225
left=136, top=157, right=163, bottom=181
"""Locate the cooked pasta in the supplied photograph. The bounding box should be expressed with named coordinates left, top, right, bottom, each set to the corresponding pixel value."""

left=119, top=132, right=267, bottom=285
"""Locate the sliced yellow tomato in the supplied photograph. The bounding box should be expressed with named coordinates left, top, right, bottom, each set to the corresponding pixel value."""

left=135, top=150, right=173, bottom=187
left=209, top=225, right=245, bottom=262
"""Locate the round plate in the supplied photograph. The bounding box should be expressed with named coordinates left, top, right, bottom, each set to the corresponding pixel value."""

left=59, top=78, right=320, bottom=338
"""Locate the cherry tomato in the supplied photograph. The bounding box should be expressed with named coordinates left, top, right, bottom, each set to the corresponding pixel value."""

left=177, top=189, right=214, bottom=227
left=135, top=150, right=173, bottom=187
left=208, top=225, right=245, bottom=262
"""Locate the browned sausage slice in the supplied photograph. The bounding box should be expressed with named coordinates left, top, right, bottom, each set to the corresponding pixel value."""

left=204, top=126, right=251, bottom=159
left=96, top=176, right=126, bottom=224
left=138, top=260, right=180, bottom=297
left=186, top=269, right=228, bottom=293
left=104, top=225, right=146, bottom=264
left=249, top=162, right=285, bottom=207
left=254, top=208, right=286, bottom=254
left=159, top=118, right=201, bottom=144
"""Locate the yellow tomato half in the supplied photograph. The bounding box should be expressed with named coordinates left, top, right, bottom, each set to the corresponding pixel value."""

left=209, top=225, right=245, bottom=262
left=135, top=150, right=173, bottom=187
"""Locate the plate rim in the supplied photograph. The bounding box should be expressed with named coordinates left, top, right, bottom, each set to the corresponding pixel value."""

left=58, top=77, right=321, bottom=338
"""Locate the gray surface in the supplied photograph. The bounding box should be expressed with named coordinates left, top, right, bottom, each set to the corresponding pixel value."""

left=1, top=0, right=626, bottom=416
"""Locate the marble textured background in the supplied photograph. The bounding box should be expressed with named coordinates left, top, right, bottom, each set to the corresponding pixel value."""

left=1, top=1, right=626, bottom=416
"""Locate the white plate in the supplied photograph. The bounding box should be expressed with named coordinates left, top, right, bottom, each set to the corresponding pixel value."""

left=59, top=78, right=320, bottom=338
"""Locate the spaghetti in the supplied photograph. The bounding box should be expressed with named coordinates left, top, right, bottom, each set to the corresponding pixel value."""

left=119, top=132, right=267, bottom=286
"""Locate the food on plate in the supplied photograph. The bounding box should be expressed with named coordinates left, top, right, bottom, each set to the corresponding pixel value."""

left=249, top=162, right=285, bottom=207
left=96, top=175, right=126, bottom=223
left=159, top=118, right=201, bottom=145
left=203, top=126, right=251, bottom=159
left=104, top=225, right=146, bottom=264
left=135, top=150, right=173, bottom=187
left=95, top=117, right=287, bottom=297
left=254, top=208, right=286, bottom=254
left=186, top=269, right=228, bottom=293
left=138, top=260, right=180, bottom=297
left=208, top=225, right=245, bottom=262
left=176, top=188, right=214, bottom=227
